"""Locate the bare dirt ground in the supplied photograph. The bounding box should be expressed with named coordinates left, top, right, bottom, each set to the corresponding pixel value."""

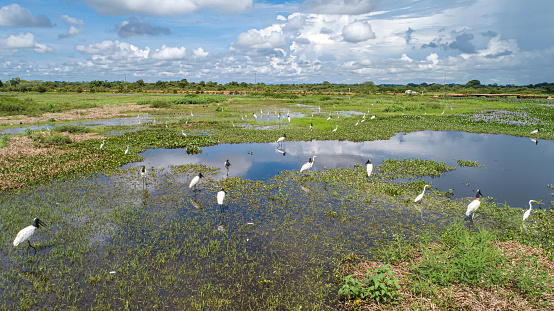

left=0, top=102, right=154, bottom=125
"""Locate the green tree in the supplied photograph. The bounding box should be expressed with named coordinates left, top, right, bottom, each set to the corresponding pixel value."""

left=466, top=79, right=481, bottom=87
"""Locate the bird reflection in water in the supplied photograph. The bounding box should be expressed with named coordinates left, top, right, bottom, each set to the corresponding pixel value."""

left=276, top=147, right=286, bottom=156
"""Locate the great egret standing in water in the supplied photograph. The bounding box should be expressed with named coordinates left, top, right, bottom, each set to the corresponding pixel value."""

left=366, top=159, right=373, bottom=178
left=414, top=185, right=430, bottom=203
left=124, top=145, right=129, bottom=154
left=332, top=125, right=338, bottom=132
left=13, top=218, right=47, bottom=254
left=523, top=200, right=541, bottom=222
left=465, top=189, right=483, bottom=220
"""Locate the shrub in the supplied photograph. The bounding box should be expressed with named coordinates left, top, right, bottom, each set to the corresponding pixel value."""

left=384, top=104, right=405, bottom=112
left=338, top=265, right=401, bottom=303
left=52, top=125, right=90, bottom=134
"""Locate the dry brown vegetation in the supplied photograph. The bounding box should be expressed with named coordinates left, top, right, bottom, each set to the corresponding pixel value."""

left=338, top=241, right=554, bottom=311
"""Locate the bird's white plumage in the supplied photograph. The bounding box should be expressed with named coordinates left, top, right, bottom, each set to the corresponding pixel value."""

left=276, top=134, right=286, bottom=143
left=13, top=226, right=37, bottom=247
left=465, top=199, right=481, bottom=216
left=371, top=115, right=376, bottom=120
left=414, top=185, right=429, bottom=202
left=332, top=125, right=338, bottom=132
left=300, top=156, right=316, bottom=172
left=531, top=128, right=539, bottom=134
left=366, top=163, right=373, bottom=177
left=125, top=145, right=129, bottom=154
left=523, top=200, right=539, bottom=221
left=217, top=190, right=226, bottom=205
left=100, top=140, right=105, bottom=149
left=189, top=175, right=200, bottom=189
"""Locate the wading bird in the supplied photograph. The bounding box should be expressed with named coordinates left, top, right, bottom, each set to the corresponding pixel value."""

left=189, top=173, right=204, bottom=192
left=332, top=125, right=338, bottom=132
left=310, top=123, right=313, bottom=131
left=125, top=145, right=129, bottom=154
left=414, top=185, right=430, bottom=203
left=100, top=140, right=105, bottom=149
left=276, top=133, right=286, bottom=146
left=225, top=159, right=231, bottom=175
left=465, top=189, right=483, bottom=220
left=140, top=165, right=147, bottom=186
left=355, top=120, right=359, bottom=126
left=366, top=159, right=373, bottom=178
left=300, top=156, right=317, bottom=173
left=253, top=113, right=257, bottom=119
left=327, top=115, right=332, bottom=121
left=288, top=115, right=291, bottom=123
left=13, top=218, right=47, bottom=254
left=371, top=115, right=376, bottom=120
left=531, top=128, right=540, bottom=134
left=523, top=200, right=541, bottom=222
left=182, top=130, right=187, bottom=137
left=217, top=188, right=226, bottom=208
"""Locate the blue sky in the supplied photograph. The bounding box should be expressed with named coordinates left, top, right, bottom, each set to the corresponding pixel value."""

left=0, top=0, right=552, bottom=85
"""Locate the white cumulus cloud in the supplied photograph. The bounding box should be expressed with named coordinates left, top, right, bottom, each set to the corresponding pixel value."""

left=0, top=4, right=52, bottom=27
left=81, top=0, right=252, bottom=16
left=235, top=29, right=287, bottom=49
left=59, top=15, right=86, bottom=38
left=342, top=20, right=375, bottom=42
left=0, top=32, right=54, bottom=55
left=303, top=0, right=380, bottom=15
left=150, top=45, right=186, bottom=60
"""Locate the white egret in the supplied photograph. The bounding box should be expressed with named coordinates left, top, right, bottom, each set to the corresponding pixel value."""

left=332, top=125, right=338, bottom=132
left=288, top=115, right=291, bottom=123
left=165, top=121, right=168, bottom=128
left=465, top=189, right=483, bottom=220
left=523, top=200, right=541, bottom=222
left=190, top=111, right=194, bottom=117
left=182, top=130, right=187, bottom=137
left=124, top=145, right=129, bottom=154
left=531, top=128, right=540, bottom=134
left=13, top=218, right=47, bottom=254
left=217, top=188, right=226, bottom=205
left=441, top=110, right=445, bottom=115
left=189, top=172, right=204, bottom=191
left=232, top=122, right=235, bottom=127
left=276, top=133, right=286, bottom=145
left=100, top=140, right=105, bottom=149
left=414, top=185, right=430, bottom=203
left=300, top=156, right=317, bottom=172
left=310, top=123, right=313, bottom=131
left=366, top=159, right=373, bottom=178
left=355, top=120, right=359, bottom=126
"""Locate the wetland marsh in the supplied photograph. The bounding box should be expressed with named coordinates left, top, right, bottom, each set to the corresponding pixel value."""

left=1, top=93, right=553, bottom=310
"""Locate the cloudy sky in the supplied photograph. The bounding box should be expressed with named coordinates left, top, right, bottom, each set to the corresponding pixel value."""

left=0, top=0, right=552, bottom=85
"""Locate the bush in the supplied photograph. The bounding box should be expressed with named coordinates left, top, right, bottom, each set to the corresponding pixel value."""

left=52, top=125, right=90, bottom=134
left=384, top=104, right=405, bottom=112
left=338, top=265, right=401, bottom=303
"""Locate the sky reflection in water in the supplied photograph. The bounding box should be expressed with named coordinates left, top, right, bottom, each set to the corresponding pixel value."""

left=121, top=131, right=553, bottom=209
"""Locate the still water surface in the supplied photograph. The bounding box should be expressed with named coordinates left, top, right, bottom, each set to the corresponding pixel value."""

left=121, top=131, right=553, bottom=209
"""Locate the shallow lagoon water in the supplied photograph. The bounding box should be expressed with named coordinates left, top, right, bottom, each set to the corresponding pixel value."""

left=1, top=116, right=153, bottom=134
left=122, top=131, right=554, bottom=209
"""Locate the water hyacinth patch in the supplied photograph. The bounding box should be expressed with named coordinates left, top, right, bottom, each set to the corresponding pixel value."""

left=458, top=110, right=541, bottom=127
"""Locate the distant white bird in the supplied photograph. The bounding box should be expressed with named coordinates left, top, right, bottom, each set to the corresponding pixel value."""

left=327, top=115, right=332, bottom=121
left=332, top=125, right=338, bottom=132
left=253, top=113, right=257, bottom=119
left=166, top=121, right=168, bottom=128
left=190, top=111, right=194, bottom=117
left=310, top=123, right=313, bottom=131
left=140, top=165, right=147, bottom=186
left=465, top=189, right=483, bottom=220
left=300, top=156, right=317, bottom=172
left=355, top=120, right=359, bottom=126
left=371, top=115, right=376, bottom=120
left=531, top=128, right=539, bottom=134
left=523, top=199, right=540, bottom=222
left=189, top=173, right=204, bottom=191
left=414, top=185, right=430, bottom=203
left=125, top=145, right=129, bottom=154
left=100, top=140, right=105, bottom=149
left=288, top=115, right=291, bottom=123
left=276, top=133, right=286, bottom=145
left=360, top=119, right=365, bottom=123
left=260, top=109, right=263, bottom=114
left=232, top=122, right=235, bottom=127
left=13, top=218, right=47, bottom=254
left=217, top=188, right=226, bottom=205
left=441, top=110, right=445, bottom=115
left=366, top=159, right=373, bottom=177
left=182, top=130, right=187, bottom=137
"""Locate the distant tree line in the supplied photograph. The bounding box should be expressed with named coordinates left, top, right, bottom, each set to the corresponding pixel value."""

left=0, top=78, right=552, bottom=95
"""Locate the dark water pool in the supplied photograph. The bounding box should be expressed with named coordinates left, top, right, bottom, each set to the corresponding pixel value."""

left=121, top=131, right=553, bottom=209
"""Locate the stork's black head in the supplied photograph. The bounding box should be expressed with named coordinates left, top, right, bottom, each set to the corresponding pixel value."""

left=198, top=172, right=204, bottom=178
left=476, top=189, right=483, bottom=198
left=283, top=133, right=286, bottom=137
left=141, top=165, right=146, bottom=172
left=308, top=158, right=312, bottom=163
left=366, top=159, right=371, bottom=164
left=33, top=218, right=46, bottom=228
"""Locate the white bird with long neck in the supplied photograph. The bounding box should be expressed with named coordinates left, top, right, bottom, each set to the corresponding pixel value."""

left=182, top=130, right=187, bottom=137
left=288, top=115, right=291, bottom=123
left=13, top=218, right=47, bottom=254
left=523, top=200, right=541, bottom=221
left=276, top=133, right=286, bottom=145
left=189, top=172, right=204, bottom=191
left=217, top=188, right=226, bottom=205
left=300, top=156, right=317, bottom=172
left=414, top=185, right=430, bottom=203
left=100, top=140, right=105, bottom=149
left=366, top=159, right=373, bottom=178
left=465, top=189, right=483, bottom=220
left=124, top=145, right=129, bottom=154
left=332, top=125, right=338, bottom=132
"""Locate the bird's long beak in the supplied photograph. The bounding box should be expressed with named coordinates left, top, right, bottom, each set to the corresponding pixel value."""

left=38, top=219, right=47, bottom=227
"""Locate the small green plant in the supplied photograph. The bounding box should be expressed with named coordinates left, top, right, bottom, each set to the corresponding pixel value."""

left=384, top=104, right=405, bottom=112
left=338, top=265, right=401, bottom=303
left=456, top=159, right=484, bottom=167
left=0, top=136, right=9, bottom=148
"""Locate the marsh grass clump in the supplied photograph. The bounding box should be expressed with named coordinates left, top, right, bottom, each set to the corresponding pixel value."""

left=52, top=124, right=91, bottom=134
left=338, top=265, right=401, bottom=303
left=380, top=159, right=454, bottom=179
left=0, top=135, right=8, bottom=148
left=456, top=159, right=484, bottom=167
left=32, top=132, right=72, bottom=147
